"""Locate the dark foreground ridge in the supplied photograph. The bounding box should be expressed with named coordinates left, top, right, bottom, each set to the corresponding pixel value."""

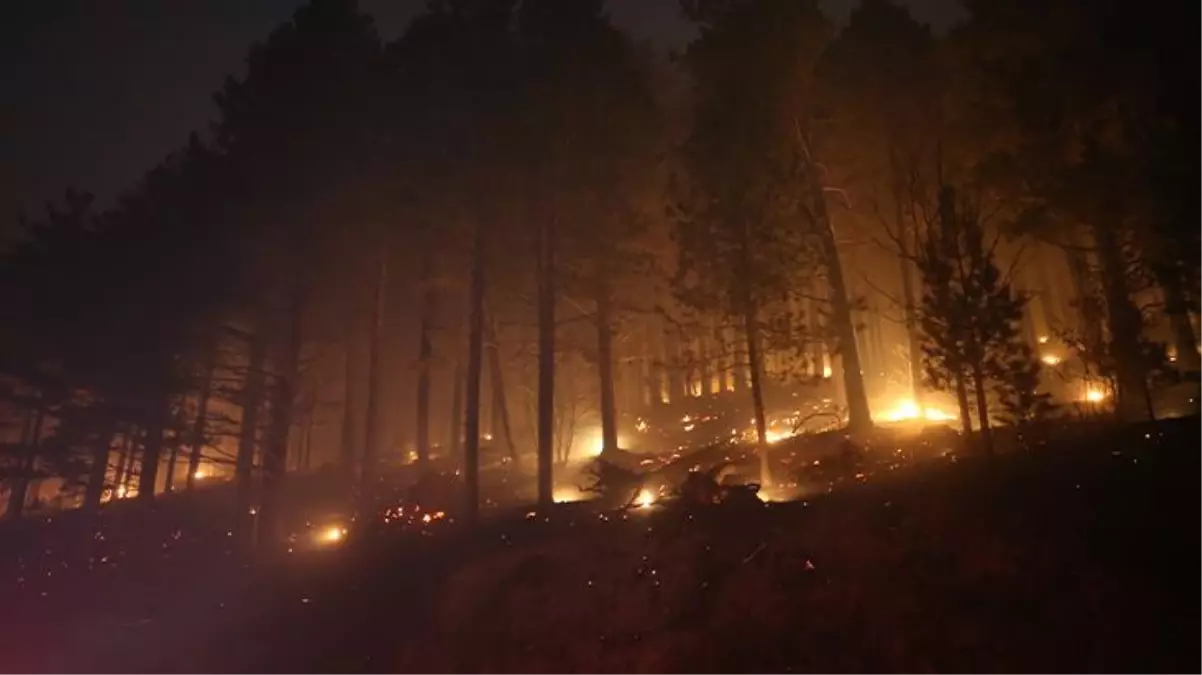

left=2, top=417, right=1198, bottom=673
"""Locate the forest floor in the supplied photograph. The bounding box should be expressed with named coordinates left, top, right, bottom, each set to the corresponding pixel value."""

left=1, top=416, right=1198, bottom=673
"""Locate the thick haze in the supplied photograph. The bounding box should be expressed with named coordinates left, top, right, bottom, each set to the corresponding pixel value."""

left=2, top=0, right=963, bottom=224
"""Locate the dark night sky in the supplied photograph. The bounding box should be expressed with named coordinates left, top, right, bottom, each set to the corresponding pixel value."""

left=2, top=0, right=964, bottom=224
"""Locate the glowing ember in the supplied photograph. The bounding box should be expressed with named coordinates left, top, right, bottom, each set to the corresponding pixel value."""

left=1037, top=335, right=1049, bottom=344
left=1040, top=354, right=1061, bottom=366
left=192, top=468, right=209, bottom=481
left=635, top=418, right=649, bottom=433
left=764, top=428, right=795, bottom=444
left=822, top=364, right=833, bottom=378
left=318, top=525, right=348, bottom=544
left=879, top=399, right=957, bottom=423
left=1083, top=387, right=1107, bottom=403
left=635, top=489, right=656, bottom=508
left=553, top=487, right=590, bottom=503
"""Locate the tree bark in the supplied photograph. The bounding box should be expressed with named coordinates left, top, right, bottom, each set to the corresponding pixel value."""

left=236, top=333, right=267, bottom=518
left=339, top=332, right=359, bottom=477
left=261, top=285, right=304, bottom=547
left=485, top=311, right=517, bottom=461
left=164, top=433, right=180, bottom=494
left=808, top=179, right=873, bottom=432
left=138, top=399, right=167, bottom=503
left=537, top=217, right=556, bottom=507
left=84, top=428, right=115, bottom=513
left=742, top=298, right=772, bottom=487
left=595, top=283, right=619, bottom=453
left=954, top=371, right=972, bottom=435
left=302, top=413, right=314, bottom=471
left=463, top=222, right=486, bottom=522
left=415, top=270, right=435, bottom=469
left=361, top=254, right=386, bottom=493
left=186, top=344, right=216, bottom=491
left=1092, top=223, right=1151, bottom=421
left=112, top=427, right=132, bottom=498
left=969, top=361, right=993, bottom=454
left=896, top=192, right=924, bottom=405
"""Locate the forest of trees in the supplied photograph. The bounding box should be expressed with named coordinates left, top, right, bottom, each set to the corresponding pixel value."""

left=1, top=0, right=1196, bottom=529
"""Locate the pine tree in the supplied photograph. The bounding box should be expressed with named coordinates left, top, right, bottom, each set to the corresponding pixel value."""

left=916, top=184, right=1042, bottom=452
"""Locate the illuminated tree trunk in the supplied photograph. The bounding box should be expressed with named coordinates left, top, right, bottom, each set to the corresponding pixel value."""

left=138, top=398, right=167, bottom=503
left=414, top=328, right=431, bottom=468
left=340, top=332, right=359, bottom=476
left=969, top=361, right=993, bottom=453
left=954, top=372, right=972, bottom=435
left=415, top=264, right=435, bottom=469
left=449, top=360, right=463, bottom=460
left=7, top=403, right=44, bottom=519
left=737, top=223, right=771, bottom=486
left=185, top=343, right=216, bottom=491
left=302, top=414, right=314, bottom=471
left=84, top=427, right=116, bottom=513
left=595, top=283, right=619, bottom=454
left=742, top=298, right=771, bottom=486
left=801, top=151, right=873, bottom=432
left=463, top=223, right=486, bottom=522
left=261, top=284, right=303, bottom=547
left=1160, top=272, right=1201, bottom=372
left=896, top=193, right=924, bottom=405
left=112, top=427, right=132, bottom=498
left=236, top=332, right=267, bottom=520
left=537, top=217, right=556, bottom=507
left=1092, top=223, right=1151, bottom=421
left=361, top=254, right=386, bottom=492
left=164, top=432, right=181, bottom=493
left=485, top=311, right=517, bottom=461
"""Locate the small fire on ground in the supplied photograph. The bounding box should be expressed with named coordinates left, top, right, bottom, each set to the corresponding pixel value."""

left=878, top=399, right=957, bottom=424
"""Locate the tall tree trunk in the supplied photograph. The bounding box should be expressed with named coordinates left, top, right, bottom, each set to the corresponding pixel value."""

left=806, top=172, right=873, bottom=432
left=186, top=344, right=216, bottom=491
left=7, top=403, right=45, bottom=519
left=463, top=223, right=486, bottom=522
left=118, top=428, right=139, bottom=498
left=890, top=150, right=925, bottom=405
left=361, top=254, right=386, bottom=493
left=138, top=398, right=168, bottom=503
left=897, top=205, right=924, bottom=405
left=536, top=217, right=556, bottom=507
left=742, top=299, right=771, bottom=487
left=415, top=271, right=435, bottom=470
left=112, top=427, right=132, bottom=498
left=84, top=428, right=116, bottom=513
left=969, top=361, right=993, bottom=454
left=164, top=437, right=179, bottom=494
left=595, top=283, right=619, bottom=454
left=236, top=333, right=267, bottom=519
left=449, top=361, right=463, bottom=459
left=1092, top=223, right=1151, bottom=421
left=954, top=370, right=973, bottom=435
left=485, top=311, right=517, bottom=461
left=261, top=286, right=304, bottom=547
left=340, top=331, right=359, bottom=477
left=302, top=413, right=314, bottom=471
left=1160, top=271, right=1201, bottom=372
